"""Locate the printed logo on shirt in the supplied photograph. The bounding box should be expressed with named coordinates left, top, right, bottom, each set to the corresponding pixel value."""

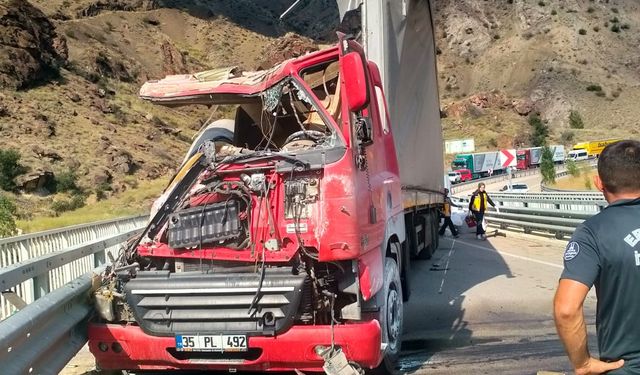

left=624, top=228, right=640, bottom=248
left=564, top=242, right=580, bottom=261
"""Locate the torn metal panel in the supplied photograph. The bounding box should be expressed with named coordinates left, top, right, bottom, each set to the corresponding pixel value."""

left=336, top=0, right=362, bottom=20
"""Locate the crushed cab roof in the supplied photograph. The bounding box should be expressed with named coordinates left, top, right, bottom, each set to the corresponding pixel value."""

left=138, top=46, right=339, bottom=106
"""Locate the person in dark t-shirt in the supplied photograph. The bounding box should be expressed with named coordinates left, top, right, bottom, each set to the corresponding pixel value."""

left=554, top=140, right=640, bottom=375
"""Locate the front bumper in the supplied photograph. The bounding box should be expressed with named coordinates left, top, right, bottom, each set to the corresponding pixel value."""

left=89, top=321, right=382, bottom=372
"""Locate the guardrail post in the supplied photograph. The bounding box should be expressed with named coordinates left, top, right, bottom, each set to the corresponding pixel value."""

left=33, top=272, right=50, bottom=300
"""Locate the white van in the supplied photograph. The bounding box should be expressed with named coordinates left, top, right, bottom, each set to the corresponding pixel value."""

left=567, top=149, right=588, bottom=161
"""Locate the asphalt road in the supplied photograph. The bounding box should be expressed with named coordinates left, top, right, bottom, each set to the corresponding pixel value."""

left=399, top=230, right=597, bottom=375
left=62, top=231, right=597, bottom=375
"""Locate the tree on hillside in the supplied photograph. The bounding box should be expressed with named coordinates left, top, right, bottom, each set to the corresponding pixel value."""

left=541, top=146, right=556, bottom=185
left=569, top=110, right=584, bottom=129
left=565, top=158, right=580, bottom=177
left=0, top=194, right=17, bottom=238
left=529, top=114, right=549, bottom=147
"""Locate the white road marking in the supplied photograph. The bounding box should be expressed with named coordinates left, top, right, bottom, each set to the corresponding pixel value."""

left=438, top=239, right=457, bottom=294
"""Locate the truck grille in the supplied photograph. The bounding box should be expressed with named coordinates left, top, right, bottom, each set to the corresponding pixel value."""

left=124, top=269, right=306, bottom=337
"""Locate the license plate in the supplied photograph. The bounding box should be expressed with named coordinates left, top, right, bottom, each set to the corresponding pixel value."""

left=175, top=334, right=247, bottom=352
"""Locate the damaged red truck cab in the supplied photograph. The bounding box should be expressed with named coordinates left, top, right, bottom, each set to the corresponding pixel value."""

left=88, top=39, right=412, bottom=373
left=87, top=2, right=445, bottom=371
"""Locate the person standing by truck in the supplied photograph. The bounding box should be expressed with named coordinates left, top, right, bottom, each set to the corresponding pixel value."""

left=554, top=140, right=640, bottom=375
left=468, top=182, right=496, bottom=240
left=439, top=188, right=460, bottom=238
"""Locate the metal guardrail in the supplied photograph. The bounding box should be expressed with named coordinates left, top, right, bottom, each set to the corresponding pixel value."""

left=0, top=221, right=145, bottom=374
left=0, top=273, right=95, bottom=375
left=450, top=159, right=598, bottom=194
left=0, top=215, right=147, bottom=320
left=453, top=192, right=607, bottom=239
left=450, top=168, right=540, bottom=194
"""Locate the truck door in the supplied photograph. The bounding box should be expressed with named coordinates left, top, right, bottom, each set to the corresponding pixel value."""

left=337, top=35, right=386, bottom=255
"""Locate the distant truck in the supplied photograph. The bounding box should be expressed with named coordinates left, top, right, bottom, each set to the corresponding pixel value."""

left=451, top=151, right=514, bottom=179
left=568, top=139, right=619, bottom=159
left=516, top=145, right=565, bottom=169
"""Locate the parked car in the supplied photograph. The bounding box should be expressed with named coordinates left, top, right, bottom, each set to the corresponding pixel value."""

left=500, top=183, right=529, bottom=193
left=453, top=168, right=473, bottom=182
left=448, top=171, right=461, bottom=184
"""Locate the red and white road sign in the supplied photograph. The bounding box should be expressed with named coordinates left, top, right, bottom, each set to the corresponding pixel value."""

left=500, top=149, right=516, bottom=168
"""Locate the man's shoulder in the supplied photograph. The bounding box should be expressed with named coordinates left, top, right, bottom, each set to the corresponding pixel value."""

left=582, top=202, right=636, bottom=230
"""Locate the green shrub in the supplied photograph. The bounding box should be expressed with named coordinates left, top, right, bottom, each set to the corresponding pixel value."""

left=51, top=194, right=86, bottom=215
left=578, top=28, right=587, bottom=35
left=566, top=159, right=580, bottom=177
left=621, top=23, right=630, bottom=30
left=587, top=7, right=595, bottom=13
left=610, top=17, right=620, bottom=23
left=611, top=7, right=619, bottom=14
left=541, top=147, right=556, bottom=184
left=529, top=114, right=549, bottom=147
left=55, top=170, right=81, bottom=193
left=593, top=26, right=600, bottom=32
left=551, top=9, right=557, bottom=15
left=538, top=1, right=546, bottom=6
left=560, top=130, right=575, bottom=144
left=0, top=150, right=26, bottom=191
left=569, top=110, right=585, bottom=129
left=611, top=24, right=621, bottom=32
left=0, top=194, right=17, bottom=237
left=586, top=84, right=602, bottom=92
left=95, top=182, right=111, bottom=201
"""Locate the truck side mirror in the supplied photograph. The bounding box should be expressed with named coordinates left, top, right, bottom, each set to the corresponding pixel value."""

left=341, top=52, right=370, bottom=112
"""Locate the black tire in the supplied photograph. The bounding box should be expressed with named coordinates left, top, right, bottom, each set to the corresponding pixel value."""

left=373, top=257, right=404, bottom=374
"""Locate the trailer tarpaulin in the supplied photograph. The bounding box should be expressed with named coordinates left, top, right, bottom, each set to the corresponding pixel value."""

left=339, top=0, right=443, bottom=192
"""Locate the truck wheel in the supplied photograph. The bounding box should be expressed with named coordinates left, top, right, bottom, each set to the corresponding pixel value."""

left=374, top=257, right=404, bottom=374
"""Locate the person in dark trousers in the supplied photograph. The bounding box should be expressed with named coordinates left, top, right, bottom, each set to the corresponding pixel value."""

left=439, top=188, right=459, bottom=238
left=468, top=182, right=496, bottom=240
left=554, top=140, right=640, bottom=375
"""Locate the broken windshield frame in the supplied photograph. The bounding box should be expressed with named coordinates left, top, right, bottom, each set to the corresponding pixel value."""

left=189, top=74, right=345, bottom=167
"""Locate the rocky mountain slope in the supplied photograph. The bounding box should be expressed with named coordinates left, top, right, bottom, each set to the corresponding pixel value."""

left=0, top=0, right=335, bottom=226
left=435, top=0, right=640, bottom=149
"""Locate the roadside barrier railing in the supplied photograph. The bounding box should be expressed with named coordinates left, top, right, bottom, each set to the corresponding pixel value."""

left=452, top=192, right=606, bottom=239
left=0, top=217, right=146, bottom=374
left=0, top=215, right=147, bottom=320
